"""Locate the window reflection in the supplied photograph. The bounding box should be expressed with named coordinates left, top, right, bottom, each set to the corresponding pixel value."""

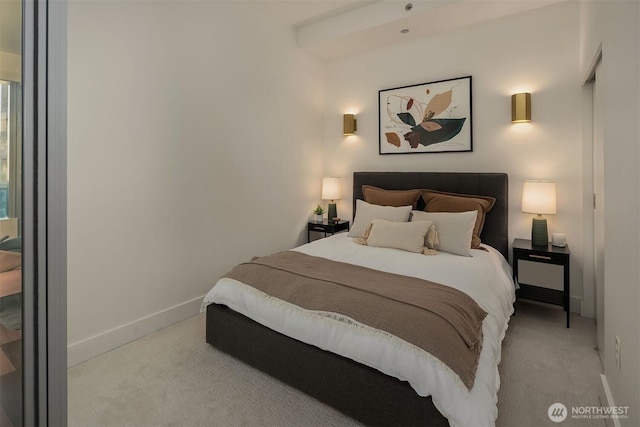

left=0, top=81, right=21, bottom=423
left=0, top=0, right=22, bottom=424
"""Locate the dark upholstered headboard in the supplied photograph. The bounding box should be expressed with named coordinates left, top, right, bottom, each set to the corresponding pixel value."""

left=353, top=172, right=509, bottom=258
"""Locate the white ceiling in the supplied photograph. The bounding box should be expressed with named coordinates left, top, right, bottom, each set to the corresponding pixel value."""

left=266, top=0, right=565, bottom=61
left=263, top=0, right=376, bottom=27
left=0, top=0, right=562, bottom=62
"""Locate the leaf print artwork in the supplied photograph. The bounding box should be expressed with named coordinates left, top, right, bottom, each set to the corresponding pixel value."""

left=378, top=76, right=472, bottom=154
left=385, top=132, right=402, bottom=147
left=423, top=90, right=452, bottom=121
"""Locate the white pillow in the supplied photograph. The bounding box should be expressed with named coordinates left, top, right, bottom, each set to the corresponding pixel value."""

left=348, top=199, right=412, bottom=238
left=363, top=219, right=437, bottom=254
left=411, top=210, right=477, bottom=257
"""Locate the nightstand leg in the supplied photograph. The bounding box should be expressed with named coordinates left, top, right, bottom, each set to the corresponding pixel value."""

left=565, top=262, right=570, bottom=328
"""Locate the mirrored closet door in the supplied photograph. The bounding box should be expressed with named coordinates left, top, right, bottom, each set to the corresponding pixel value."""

left=0, top=0, right=23, bottom=424
left=1, top=0, right=67, bottom=424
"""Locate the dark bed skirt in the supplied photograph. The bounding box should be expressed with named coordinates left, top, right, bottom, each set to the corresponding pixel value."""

left=206, top=303, right=449, bottom=426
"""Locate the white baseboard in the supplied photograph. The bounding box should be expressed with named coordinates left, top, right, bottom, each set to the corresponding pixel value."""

left=570, top=296, right=581, bottom=314
left=67, top=295, right=205, bottom=367
left=599, top=374, right=620, bottom=427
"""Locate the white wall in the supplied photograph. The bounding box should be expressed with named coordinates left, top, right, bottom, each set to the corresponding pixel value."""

left=67, top=0, right=325, bottom=365
left=580, top=1, right=640, bottom=425
left=0, top=51, right=20, bottom=82
left=0, top=0, right=21, bottom=82
left=323, top=2, right=584, bottom=308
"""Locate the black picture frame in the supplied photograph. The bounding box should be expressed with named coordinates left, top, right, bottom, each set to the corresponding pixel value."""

left=379, top=76, right=472, bottom=154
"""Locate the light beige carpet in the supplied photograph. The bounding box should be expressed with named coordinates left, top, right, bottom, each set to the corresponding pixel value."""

left=68, top=301, right=604, bottom=427
left=496, top=301, right=604, bottom=427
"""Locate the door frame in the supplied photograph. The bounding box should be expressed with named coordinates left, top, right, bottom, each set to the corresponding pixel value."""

left=22, top=0, right=67, bottom=424
left=581, top=46, right=603, bottom=356
left=591, top=58, right=605, bottom=361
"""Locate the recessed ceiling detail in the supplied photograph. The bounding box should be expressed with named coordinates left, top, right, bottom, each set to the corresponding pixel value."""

left=294, top=0, right=564, bottom=61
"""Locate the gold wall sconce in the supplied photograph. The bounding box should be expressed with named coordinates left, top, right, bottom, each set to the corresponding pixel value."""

left=343, top=114, right=357, bottom=135
left=511, top=92, right=531, bottom=123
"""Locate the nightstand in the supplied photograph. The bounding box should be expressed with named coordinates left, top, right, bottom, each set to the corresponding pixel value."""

left=512, top=238, right=571, bottom=327
left=307, top=220, right=349, bottom=242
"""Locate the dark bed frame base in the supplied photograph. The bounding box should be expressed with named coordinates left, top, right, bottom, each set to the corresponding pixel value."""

left=207, top=303, right=449, bottom=426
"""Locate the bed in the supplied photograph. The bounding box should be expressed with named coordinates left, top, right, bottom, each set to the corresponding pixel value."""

left=203, top=172, right=514, bottom=426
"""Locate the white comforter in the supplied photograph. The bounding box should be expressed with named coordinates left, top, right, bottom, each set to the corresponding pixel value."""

left=202, top=234, right=515, bottom=427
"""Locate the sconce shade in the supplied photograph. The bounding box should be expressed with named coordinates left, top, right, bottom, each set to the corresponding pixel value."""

left=522, top=180, right=557, bottom=214
left=343, top=114, right=357, bottom=135
left=522, top=180, right=556, bottom=246
left=511, top=92, right=531, bottom=123
left=322, top=177, right=341, bottom=221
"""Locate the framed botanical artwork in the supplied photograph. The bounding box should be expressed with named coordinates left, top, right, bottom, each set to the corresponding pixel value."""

left=378, top=76, right=472, bottom=154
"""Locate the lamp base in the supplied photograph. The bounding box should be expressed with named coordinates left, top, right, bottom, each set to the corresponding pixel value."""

left=327, top=203, right=337, bottom=222
left=531, top=217, right=548, bottom=246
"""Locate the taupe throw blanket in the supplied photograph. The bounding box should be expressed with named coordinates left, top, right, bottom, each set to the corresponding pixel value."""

left=223, top=251, right=487, bottom=389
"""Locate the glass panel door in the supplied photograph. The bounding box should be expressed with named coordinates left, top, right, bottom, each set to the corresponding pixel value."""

left=0, top=0, right=67, bottom=423
left=0, top=0, right=23, bottom=424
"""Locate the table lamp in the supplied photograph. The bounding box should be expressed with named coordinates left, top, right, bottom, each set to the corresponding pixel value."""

left=322, top=177, right=342, bottom=222
left=522, top=180, right=556, bottom=246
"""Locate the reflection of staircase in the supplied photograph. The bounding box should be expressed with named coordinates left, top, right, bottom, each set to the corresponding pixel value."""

left=0, top=404, right=11, bottom=427
left=0, top=347, right=14, bottom=376
left=1, top=338, right=20, bottom=373
left=0, top=323, right=20, bottom=372
left=0, top=324, right=21, bottom=427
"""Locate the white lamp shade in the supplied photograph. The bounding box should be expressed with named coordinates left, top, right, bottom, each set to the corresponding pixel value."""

left=321, top=177, right=342, bottom=200
left=522, top=181, right=557, bottom=214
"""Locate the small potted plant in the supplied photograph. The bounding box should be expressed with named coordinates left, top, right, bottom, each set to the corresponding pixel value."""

left=313, top=204, right=325, bottom=222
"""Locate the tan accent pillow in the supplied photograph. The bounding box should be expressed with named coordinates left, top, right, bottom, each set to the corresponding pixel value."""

left=421, top=190, right=495, bottom=248
left=362, top=185, right=421, bottom=208
left=0, top=250, right=21, bottom=273
left=355, top=219, right=438, bottom=255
